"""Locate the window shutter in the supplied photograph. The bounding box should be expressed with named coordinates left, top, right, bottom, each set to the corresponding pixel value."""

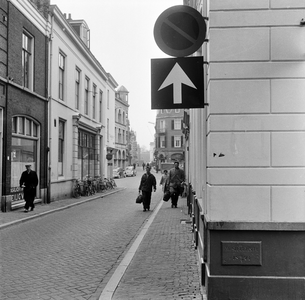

left=172, top=120, right=174, bottom=130
left=171, top=136, right=174, bottom=147
left=158, top=137, right=160, bottom=148
left=181, top=119, right=183, bottom=130
left=181, top=136, right=183, bottom=147
left=164, top=136, right=167, bottom=148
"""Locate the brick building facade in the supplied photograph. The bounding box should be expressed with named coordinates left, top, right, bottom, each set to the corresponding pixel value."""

left=0, top=0, right=49, bottom=211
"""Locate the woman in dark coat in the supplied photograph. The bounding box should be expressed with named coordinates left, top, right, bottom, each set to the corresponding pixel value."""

left=138, top=165, right=156, bottom=212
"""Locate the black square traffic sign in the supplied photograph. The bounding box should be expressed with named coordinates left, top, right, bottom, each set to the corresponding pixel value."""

left=151, top=56, right=204, bottom=109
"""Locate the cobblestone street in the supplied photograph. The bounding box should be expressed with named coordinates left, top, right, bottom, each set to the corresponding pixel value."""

left=0, top=171, right=205, bottom=300
left=0, top=184, right=161, bottom=300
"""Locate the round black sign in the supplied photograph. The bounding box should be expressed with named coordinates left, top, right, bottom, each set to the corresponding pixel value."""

left=154, top=5, right=206, bottom=57
left=106, top=153, right=113, bottom=160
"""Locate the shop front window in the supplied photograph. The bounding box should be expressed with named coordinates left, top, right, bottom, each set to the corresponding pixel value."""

left=11, top=116, right=39, bottom=201
left=77, top=130, right=96, bottom=179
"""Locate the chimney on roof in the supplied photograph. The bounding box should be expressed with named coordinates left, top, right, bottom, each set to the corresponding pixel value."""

left=68, top=13, right=72, bottom=20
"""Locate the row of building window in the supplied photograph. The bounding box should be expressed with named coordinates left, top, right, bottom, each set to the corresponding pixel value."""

left=159, top=119, right=183, bottom=131
left=21, top=30, right=110, bottom=126
left=115, top=128, right=127, bottom=144
left=157, top=136, right=184, bottom=148
left=116, top=109, right=127, bottom=125
left=58, top=52, right=110, bottom=122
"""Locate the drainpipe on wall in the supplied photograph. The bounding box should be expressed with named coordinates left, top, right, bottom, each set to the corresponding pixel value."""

left=46, top=13, right=54, bottom=204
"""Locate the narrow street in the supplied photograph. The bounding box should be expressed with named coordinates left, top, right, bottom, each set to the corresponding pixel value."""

left=0, top=169, right=163, bottom=300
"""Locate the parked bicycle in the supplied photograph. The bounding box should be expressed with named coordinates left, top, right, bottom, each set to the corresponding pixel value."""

left=110, top=177, right=117, bottom=188
left=72, top=179, right=82, bottom=198
left=83, top=176, right=95, bottom=196
left=72, top=176, right=116, bottom=198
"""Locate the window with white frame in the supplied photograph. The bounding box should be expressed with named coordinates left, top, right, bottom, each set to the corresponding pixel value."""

left=58, top=120, right=65, bottom=176
left=92, top=84, right=96, bottom=119
left=99, top=90, right=103, bottom=122
left=84, top=77, right=89, bottom=115
left=174, top=136, right=181, bottom=148
left=160, top=136, right=165, bottom=148
left=118, top=109, right=122, bottom=123
left=160, top=120, right=165, bottom=129
left=174, top=119, right=182, bottom=130
left=22, top=31, right=33, bottom=89
left=160, top=120, right=165, bottom=133
left=107, top=118, right=109, bottom=142
left=75, top=68, right=80, bottom=109
left=11, top=116, right=39, bottom=198
left=118, top=129, right=122, bottom=143
left=59, top=52, right=65, bottom=100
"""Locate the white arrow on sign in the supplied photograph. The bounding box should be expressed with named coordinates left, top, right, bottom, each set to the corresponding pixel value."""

left=158, top=63, right=197, bottom=104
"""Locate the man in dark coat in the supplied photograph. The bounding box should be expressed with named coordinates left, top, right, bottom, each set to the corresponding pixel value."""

left=138, top=165, right=156, bottom=212
left=166, top=161, right=185, bottom=208
left=19, top=164, right=38, bottom=212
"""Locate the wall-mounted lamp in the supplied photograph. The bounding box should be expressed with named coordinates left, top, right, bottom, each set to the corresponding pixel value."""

left=3, top=15, right=7, bottom=22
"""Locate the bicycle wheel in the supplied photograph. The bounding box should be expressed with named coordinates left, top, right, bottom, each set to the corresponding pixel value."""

left=73, top=186, right=81, bottom=198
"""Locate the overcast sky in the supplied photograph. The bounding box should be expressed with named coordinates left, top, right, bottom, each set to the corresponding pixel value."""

left=50, top=0, right=181, bottom=149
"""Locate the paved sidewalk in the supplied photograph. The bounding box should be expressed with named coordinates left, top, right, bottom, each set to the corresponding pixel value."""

left=0, top=188, right=123, bottom=229
left=109, top=197, right=206, bottom=300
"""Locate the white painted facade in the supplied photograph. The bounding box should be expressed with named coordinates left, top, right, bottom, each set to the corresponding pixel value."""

left=185, top=0, right=305, bottom=222
left=48, top=5, right=117, bottom=200
left=114, top=86, right=129, bottom=169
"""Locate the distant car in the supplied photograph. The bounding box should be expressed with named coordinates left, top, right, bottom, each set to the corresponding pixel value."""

left=113, top=167, right=126, bottom=178
left=125, top=166, right=137, bottom=177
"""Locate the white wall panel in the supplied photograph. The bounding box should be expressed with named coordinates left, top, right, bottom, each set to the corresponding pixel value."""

left=210, top=28, right=270, bottom=62
left=210, top=0, right=269, bottom=10
left=210, top=62, right=305, bottom=80
left=208, top=168, right=305, bottom=185
left=271, top=0, right=305, bottom=9
left=209, top=115, right=305, bottom=132
left=272, top=132, right=305, bottom=166
left=272, top=187, right=305, bottom=222
left=271, top=79, right=305, bottom=113
left=208, top=186, right=270, bottom=221
left=271, top=27, right=305, bottom=60
left=209, top=80, right=270, bottom=113
left=210, top=10, right=304, bottom=27
left=208, top=133, right=270, bottom=167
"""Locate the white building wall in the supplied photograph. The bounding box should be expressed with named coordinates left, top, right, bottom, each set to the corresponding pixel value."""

left=207, top=1, right=305, bottom=222
left=48, top=6, right=116, bottom=199
left=189, top=0, right=305, bottom=222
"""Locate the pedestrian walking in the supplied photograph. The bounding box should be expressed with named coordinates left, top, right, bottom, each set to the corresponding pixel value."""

left=138, top=165, right=156, bottom=212
left=19, top=164, right=39, bottom=212
left=159, top=169, right=168, bottom=192
left=166, top=161, right=185, bottom=208
left=142, top=162, right=145, bottom=170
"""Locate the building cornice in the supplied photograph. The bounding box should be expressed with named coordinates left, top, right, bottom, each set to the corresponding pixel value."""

left=50, top=5, right=110, bottom=82
left=107, top=73, right=119, bottom=89
left=9, top=0, right=49, bottom=35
